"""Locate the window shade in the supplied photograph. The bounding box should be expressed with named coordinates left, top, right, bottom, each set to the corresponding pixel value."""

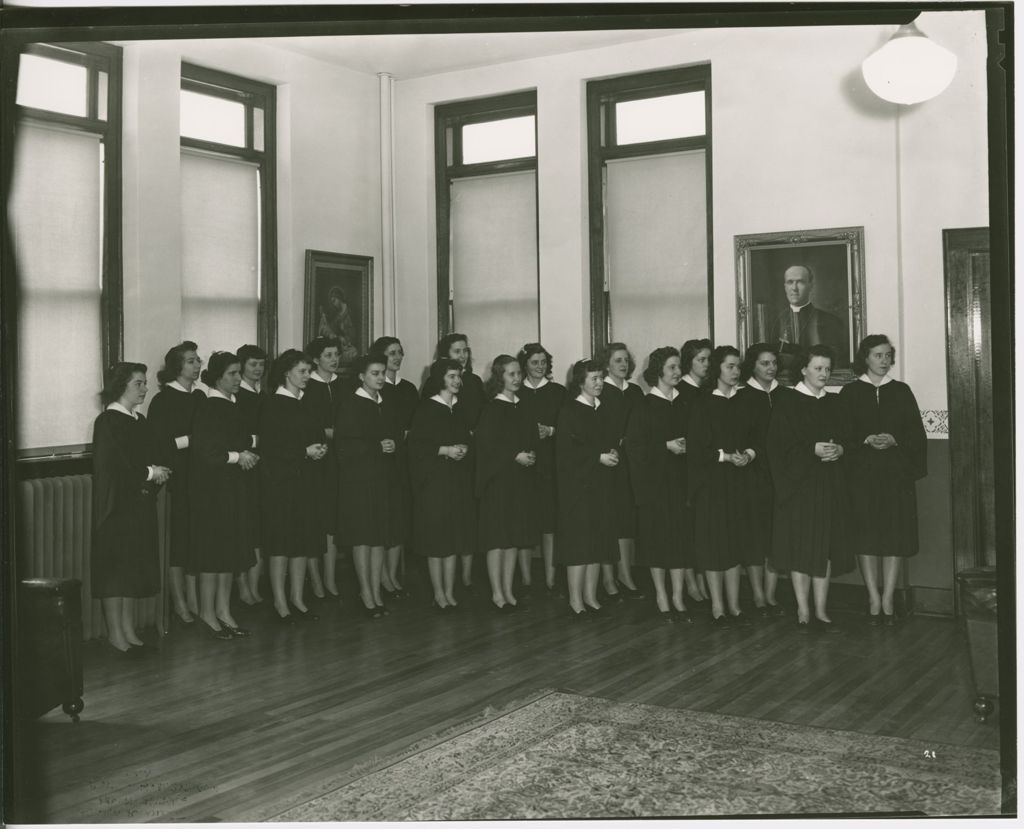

left=180, top=150, right=259, bottom=359
left=450, top=170, right=538, bottom=380
left=11, top=123, right=104, bottom=450
left=606, top=150, right=708, bottom=384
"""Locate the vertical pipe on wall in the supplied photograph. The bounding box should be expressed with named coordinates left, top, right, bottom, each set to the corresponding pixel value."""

left=894, top=104, right=906, bottom=379
left=378, top=72, right=397, bottom=336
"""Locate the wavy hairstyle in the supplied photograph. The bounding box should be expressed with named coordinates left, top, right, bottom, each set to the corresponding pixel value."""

left=483, top=354, right=519, bottom=398
left=794, top=344, right=835, bottom=376
left=642, top=347, right=681, bottom=388
left=679, top=338, right=713, bottom=377
left=435, top=332, right=472, bottom=371
left=598, top=341, right=636, bottom=378
left=517, top=342, right=554, bottom=380
left=200, top=351, right=240, bottom=388
left=853, top=334, right=894, bottom=376
left=741, top=342, right=779, bottom=382
left=568, top=358, right=604, bottom=395
left=304, top=335, right=341, bottom=362
left=269, top=349, right=312, bottom=390
left=427, top=358, right=463, bottom=390
left=156, top=341, right=199, bottom=387
left=101, top=362, right=148, bottom=405
left=708, top=345, right=742, bottom=387
left=236, top=344, right=267, bottom=364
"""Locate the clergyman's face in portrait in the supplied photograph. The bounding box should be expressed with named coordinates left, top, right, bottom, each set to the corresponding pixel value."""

left=783, top=266, right=813, bottom=307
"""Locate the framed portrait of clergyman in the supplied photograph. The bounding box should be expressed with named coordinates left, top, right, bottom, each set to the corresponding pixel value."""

left=735, top=226, right=865, bottom=386
left=303, top=250, right=374, bottom=382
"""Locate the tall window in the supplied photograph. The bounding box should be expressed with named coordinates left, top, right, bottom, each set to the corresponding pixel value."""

left=11, top=42, right=122, bottom=455
left=587, top=66, right=712, bottom=375
left=180, top=64, right=276, bottom=359
left=435, top=92, right=538, bottom=376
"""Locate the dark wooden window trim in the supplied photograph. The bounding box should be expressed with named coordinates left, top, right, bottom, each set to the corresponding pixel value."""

left=586, top=64, right=713, bottom=355
left=180, top=63, right=277, bottom=358
left=434, top=90, right=538, bottom=341
left=14, top=41, right=122, bottom=473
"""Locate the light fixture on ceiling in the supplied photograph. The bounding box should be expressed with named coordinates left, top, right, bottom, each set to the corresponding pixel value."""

left=861, top=21, right=958, bottom=105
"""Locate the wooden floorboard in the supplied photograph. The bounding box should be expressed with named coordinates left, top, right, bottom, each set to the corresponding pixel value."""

left=11, top=565, right=1003, bottom=822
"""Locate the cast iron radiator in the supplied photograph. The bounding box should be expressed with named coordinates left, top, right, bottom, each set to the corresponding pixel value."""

left=18, top=475, right=168, bottom=639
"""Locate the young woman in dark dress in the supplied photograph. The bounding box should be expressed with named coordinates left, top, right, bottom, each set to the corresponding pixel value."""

left=740, top=343, right=793, bottom=616
left=92, top=362, right=171, bottom=655
left=372, top=336, right=417, bottom=600
left=260, top=349, right=327, bottom=624
left=190, top=352, right=260, bottom=640
left=840, top=335, right=927, bottom=626
left=475, top=355, right=540, bottom=612
left=304, top=336, right=343, bottom=601
left=767, top=345, right=853, bottom=632
left=335, top=353, right=405, bottom=618
left=688, top=346, right=760, bottom=628
left=516, top=342, right=567, bottom=593
left=677, top=338, right=712, bottom=607
left=626, top=347, right=692, bottom=622
left=556, top=359, right=619, bottom=616
left=147, top=341, right=204, bottom=625
left=235, top=344, right=266, bottom=606
left=422, top=333, right=485, bottom=592
left=408, top=359, right=476, bottom=610
left=597, top=342, right=642, bottom=600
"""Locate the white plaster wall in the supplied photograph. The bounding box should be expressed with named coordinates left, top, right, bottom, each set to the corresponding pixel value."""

left=120, top=39, right=381, bottom=411
left=392, top=14, right=989, bottom=404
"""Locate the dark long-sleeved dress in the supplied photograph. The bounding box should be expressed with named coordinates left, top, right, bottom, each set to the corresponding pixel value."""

left=304, top=374, right=342, bottom=538
left=839, top=377, right=927, bottom=558
left=382, top=377, right=420, bottom=433
left=602, top=379, right=644, bottom=539
left=91, top=409, right=161, bottom=598
left=767, top=387, right=853, bottom=577
left=408, top=396, right=476, bottom=557
left=625, top=390, right=690, bottom=568
left=259, top=390, right=326, bottom=558
left=189, top=395, right=255, bottom=574
left=237, top=384, right=263, bottom=547
left=740, top=382, right=798, bottom=564
left=423, top=370, right=485, bottom=429
left=335, top=390, right=406, bottom=547
left=382, top=377, right=418, bottom=549
left=554, top=398, right=617, bottom=566
left=474, top=396, right=540, bottom=551
left=519, top=379, right=567, bottom=535
left=688, top=388, right=762, bottom=570
left=147, top=384, right=205, bottom=567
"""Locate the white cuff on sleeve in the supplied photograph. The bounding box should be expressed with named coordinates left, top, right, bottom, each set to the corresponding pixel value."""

left=175, top=435, right=189, bottom=449
left=745, top=448, right=756, bottom=461
left=251, top=434, right=258, bottom=448
left=227, top=451, right=240, bottom=464
left=146, top=465, right=157, bottom=481
left=718, top=449, right=728, bottom=463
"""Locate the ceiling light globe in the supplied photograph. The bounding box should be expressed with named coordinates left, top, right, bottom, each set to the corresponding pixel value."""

left=862, top=23, right=958, bottom=105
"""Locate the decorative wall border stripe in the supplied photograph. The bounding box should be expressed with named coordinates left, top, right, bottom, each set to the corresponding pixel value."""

left=921, top=410, right=949, bottom=438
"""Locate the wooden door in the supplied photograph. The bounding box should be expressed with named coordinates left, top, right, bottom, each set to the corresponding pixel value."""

left=944, top=227, right=994, bottom=578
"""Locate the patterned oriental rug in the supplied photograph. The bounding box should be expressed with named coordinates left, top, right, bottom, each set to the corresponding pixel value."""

left=272, top=690, right=1001, bottom=820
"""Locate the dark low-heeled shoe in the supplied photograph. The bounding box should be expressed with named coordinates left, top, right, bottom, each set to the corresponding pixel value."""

left=658, top=609, right=676, bottom=623
left=767, top=603, right=787, bottom=617
left=289, top=605, right=320, bottom=622
left=815, top=618, right=841, bottom=634
left=795, top=619, right=811, bottom=634
left=216, top=618, right=252, bottom=638
left=568, top=606, right=588, bottom=619
left=730, top=612, right=753, bottom=628
left=674, top=610, right=694, bottom=624
left=172, top=610, right=196, bottom=627
left=867, top=610, right=882, bottom=627
left=198, top=619, right=234, bottom=641
left=616, top=580, right=645, bottom=599
left=882, top=611, right=897, bottom=627
left=710, top=614, right=733, bottom=630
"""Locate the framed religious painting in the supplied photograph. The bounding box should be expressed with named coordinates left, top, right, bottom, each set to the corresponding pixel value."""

left=303, top=250, right=373, bottom=382
left=735, top=226, right=865, bottom=385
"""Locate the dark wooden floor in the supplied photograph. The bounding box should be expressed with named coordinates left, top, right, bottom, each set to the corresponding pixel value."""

left=11, top=564, right=1002, bottom=823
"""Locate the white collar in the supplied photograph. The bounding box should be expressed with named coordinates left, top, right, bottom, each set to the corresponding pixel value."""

left=208, top=388, right=236, bottom=403
left=106, top=402, right=138, bottom=420
left=603, top=375, right=628, bottom=391
left=712, top=384, right=745, bottom=399
left=494, top=393, right=519, bottom=404
left=431, top=393, right=458, bottom=408
left=747, top=379, right=779, bottom=394
left=385, top=372, right=402, bottom=385
left=276, top=386, right=304, bottom=400
left=575, top=393, right=600, bottom=409
left=310, top=371, right=338, bottom=384
left=789, top=302, right=811, bottom=313
left=356, top=386, right=381, bottom=403
left=681, top=375, right=701, bottom=389
left=240, top=379, right=260, bottom=394
left=168, top=380, right=193, bottom=394
left=523, top=376, right=549, bottom=390
left=795, top=381, right=828, bottom=399
left=859, top=373, right=894, bottom=387
left=648, top=386, right=679, bottom=402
